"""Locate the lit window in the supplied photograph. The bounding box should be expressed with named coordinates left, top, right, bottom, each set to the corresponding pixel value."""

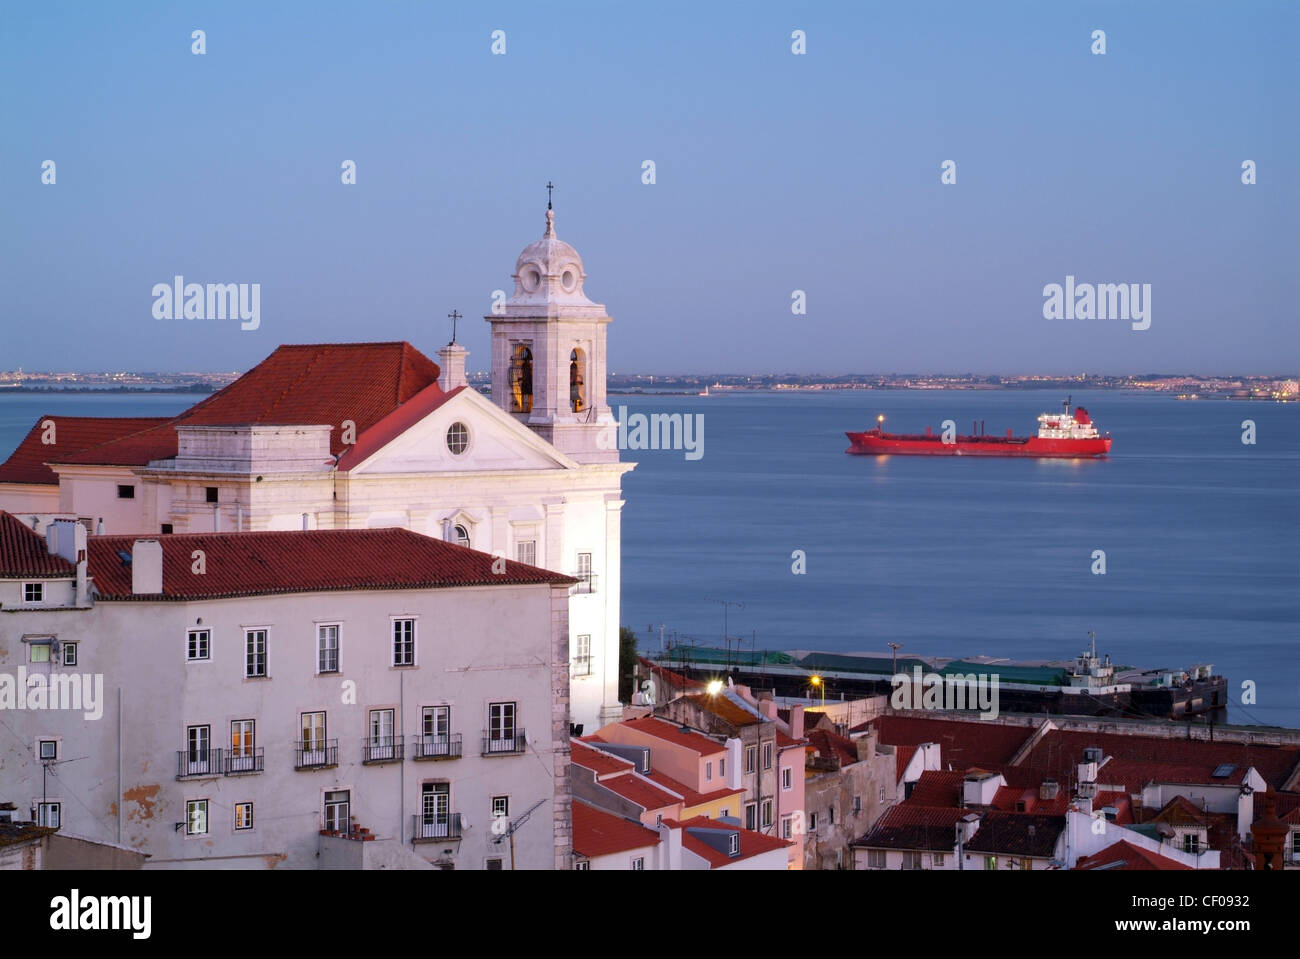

left=187, top=629, right=210, bottom=662
left=446, top=422, right=469, bottom=455
left=235, top=802, right=254, bottom=830
left=186, top=800, right=208, bottom=835
left=24, top=583, right=43, bottom=603
left=392, top=619, right=415, bottom=666
left=30, top=643, right=51, bottom=663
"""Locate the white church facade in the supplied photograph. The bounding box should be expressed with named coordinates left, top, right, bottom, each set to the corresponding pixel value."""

left=0, top=207, right=634, bottom=732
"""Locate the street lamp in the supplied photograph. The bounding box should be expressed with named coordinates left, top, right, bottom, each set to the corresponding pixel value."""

left=888, top=642, right=903, bottom=679
left=877, top=414, right=885, bottom=434
left=706, top=679, right=723, bottom=695
left=810, top=675, right=825, bottom=709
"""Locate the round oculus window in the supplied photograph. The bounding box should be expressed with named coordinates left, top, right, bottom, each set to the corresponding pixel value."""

left=561, top=269, right=577, bottom=291
left=521, top=267, right=541, bottom=292
left=446, top=422, right=469, bottom=455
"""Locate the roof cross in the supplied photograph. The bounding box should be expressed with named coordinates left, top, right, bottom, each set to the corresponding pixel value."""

left=447, top=309, right=462, bottom=344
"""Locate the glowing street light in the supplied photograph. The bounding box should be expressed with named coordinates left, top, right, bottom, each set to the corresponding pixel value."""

left=706, top=679, right=724, bottom=695
left=810, top=675, right=825, bottom=709
left=877, top=414, right=885, bottom=434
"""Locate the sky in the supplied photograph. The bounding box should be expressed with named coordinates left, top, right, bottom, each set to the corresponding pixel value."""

left=1, top=1, right=1296, bottom=376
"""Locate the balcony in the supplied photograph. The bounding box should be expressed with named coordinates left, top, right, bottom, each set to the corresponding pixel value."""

left=413, top=734, right=462, bottom=761
left=225, top=747, right=264, bottom=775
left=570, top=573, right=598, bottom=595
left=295, top=739, right=339, bottom=770
left=362, top=735, right=404, bottom=765
left=176, top=748, right=223, bottom=779
left=482, top=730, right=527, bottom=756
left=411, top=813, right=463, bottom=842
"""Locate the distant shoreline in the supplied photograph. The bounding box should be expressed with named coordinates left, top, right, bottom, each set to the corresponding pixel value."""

left=0, top=385, right=217, bottom=395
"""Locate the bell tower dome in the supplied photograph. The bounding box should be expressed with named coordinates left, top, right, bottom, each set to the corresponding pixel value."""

left=485, top=195, right=618, bottom=463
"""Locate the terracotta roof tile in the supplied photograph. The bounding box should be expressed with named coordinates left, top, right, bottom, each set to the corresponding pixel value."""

left=1074, top=840, right=1192, bottom=871
left=964, top=811, right=1065, bottom=859
left=55, top=343, right=442, bottom=466
left=685, top=691, right=765, bottom=728
left=851, top=804, right=968, bottom=852
left=87, top=528, right=574, bottom=601
left=335, top=384, right=466, bottom=471
left=601, top=773, right=683, bottom=812
left=643, top=770, right=742, bottom=810
left=0, top=512, right=76, bottom=578
left=570, top=740, right=636, bottom=778
left=869, top=716, right=1035, bottom=770
left=1150, top=794, right=1210, bottom=826
left=0, top=417, right=170, bottom=485
left=805, top=728, right=859, bottom=767
left=677, top=816, right=791, bottom=867
left=572, top=802, right=660, bottom=858
left=618, top=718, right=726, bottom=757
left=905, top=770, right=967, bottom=807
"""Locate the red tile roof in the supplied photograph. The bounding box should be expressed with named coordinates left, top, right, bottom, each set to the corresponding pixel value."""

left=893, top=744, right=918, bottom=781
left=335, top=385, right=466, bottom=471
left=1020, top=730, right=1300, bottom=792
left=638, top=657, right=706, bottom=692
left=0, top=417, right=171, bottom=485
left=964, top=811, right=1065, bottom=859
left=805, top=728, right=860, bottom=768
left=86, top=528, right=575, bottom=600
left=54, top=343, right=442, bottom=467
left=1093, top=759, right=1249, bottom=793
left=570, top=740, right=636, bottom=778
left=776, top=731, right=804, bottom=750
left=601, top=773, right=683, bottom=812
left=904, top=770, right=967, bottom=807
left=677, top=816, right=791, bottom=867
left=618, top=717, right=726, bottom=757
left=0, top=512, right=77, bottom=577
left=571, top=801, right=660, bottom=858
left=1074, top=840, right=1192, bottom=871
left=1150, top=794, right=1210, bottom=826
left=643, top=770, right=742, bottom=810
left=868, top=716, right=1035, bottom=771
left=851, top=804, right=968, bottom=852
left=686, top=691, right=764, bottom=728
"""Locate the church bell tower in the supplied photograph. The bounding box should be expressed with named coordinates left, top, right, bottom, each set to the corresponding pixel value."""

left=485, top=191, right=619, bottom=464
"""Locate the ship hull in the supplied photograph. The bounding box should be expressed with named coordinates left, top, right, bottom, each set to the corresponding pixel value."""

left=845, top=431, right=1112, bottom=458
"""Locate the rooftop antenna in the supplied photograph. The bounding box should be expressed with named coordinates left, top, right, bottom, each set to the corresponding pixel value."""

left=447, top=310, right=462, bottom=345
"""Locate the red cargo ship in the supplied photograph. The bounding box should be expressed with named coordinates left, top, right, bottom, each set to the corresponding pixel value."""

left=846, top=398, right=1112, bottom=458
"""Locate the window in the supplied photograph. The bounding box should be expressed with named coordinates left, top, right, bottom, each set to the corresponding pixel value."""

left=234, top=802, right=254, bottom=830
left=569, top=348, right=587, bottom=412
left=368, top=709, right=396, bottom=760
left=781, top=767, right=792, bottom=790
left=867, top=849, right=886, bottom=869
left=300, top=712, right=327, bottom=763
left=745, top=747, right=756, bottom=774
left=761, top=799, right=773, bottom=828
left=984, top=855, right=998, bottom=871
left=452, top=524, right=470, bottom=548
left=422, top=705, right=450, bottom=753
left=24, top=582, right=43, bottom=603
left=244, top=629, right=267, bottom=677
left=705, top=761, right=713, bottom=782
left=39, top=740, right=57, bottom=760
left=392, top=619, right=415, bottom=666
left=187, top=629, right=210, bottom=662
left=903, top=851, right=924, bottom=870
left=489, top=702, right=517, bottom=749
left=719, top=757, right=725, bottom=777
left=446, top=422, right=469, bottom=455
left=719, top=808, right=729, bottom=818
left=574, top=860, right=590, bottom=871
left=574, top=634, right=591, bottom=676
left=829, top=806, right=836, bottom=825
left=492, top=796, right=510, bottom=820
left=29, top=642, right=51, bottom=663
left=879, top=785, right=886, bottom=804
left=317, top=624, right=339, bottom=673
left=1292, top=832, right=1300, bottom=855
left=576, top=552, right=593, bottom=591
left=933, top=853, right=946, bottom=867
left=630, top=856, right=644, bottom=870
left=727, top=833, right=739, bottom=856
left=161, top=523, right=173, bottom=535
left=510, top=345, right=533, bottom=413
left=515, top=539, right=536, bottom=566
left=230, top=720, right=256, bottom=772
left=762, top=742, right=773, bottom=770
left=853, top=795, right=862, bottom=814
left=37, top=802, right=61, bottom=828
left=809, top=811, right=818, bottom=831
left=117, top=485, right=135, bottom=499
left=61, top=643, right=77, bottom=666
left=205, top=486, right=218, bottom=504
left=744, top=802, right=757, bottom=831
left=1183, top=834, right=1200, bottom=854
left=420, top=783, right=450, bottom=836
left=781, top=817, right=793, bottom=839
left=486, top=858, right=503, bottom=870
left=324, top=790, right=350, bottom=832
left=186, top=800, right=208, bottom=835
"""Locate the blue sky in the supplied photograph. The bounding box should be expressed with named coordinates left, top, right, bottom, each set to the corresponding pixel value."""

left=2, top=1, right=1296, bottom=375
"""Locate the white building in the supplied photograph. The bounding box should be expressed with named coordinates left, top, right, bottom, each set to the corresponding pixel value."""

left=0, top=207, right=633, bottom=732
left=0, top=513, right=573, bottom=869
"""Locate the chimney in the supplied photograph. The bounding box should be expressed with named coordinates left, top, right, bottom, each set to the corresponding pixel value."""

left=790, top=704, right=805, bottom=740
left=757, top=699, right=778, bottom=721
left=437, top=342, right=470, bottom=391
left=1039, top=779, right=1060, bottom=801
left=75, top=557, right=89, bottom=606
left=47, top=518, right=87, bottom=564
left=131, top=540, right=164, bottom=595
left=302, top=513, right=309, bottom=531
